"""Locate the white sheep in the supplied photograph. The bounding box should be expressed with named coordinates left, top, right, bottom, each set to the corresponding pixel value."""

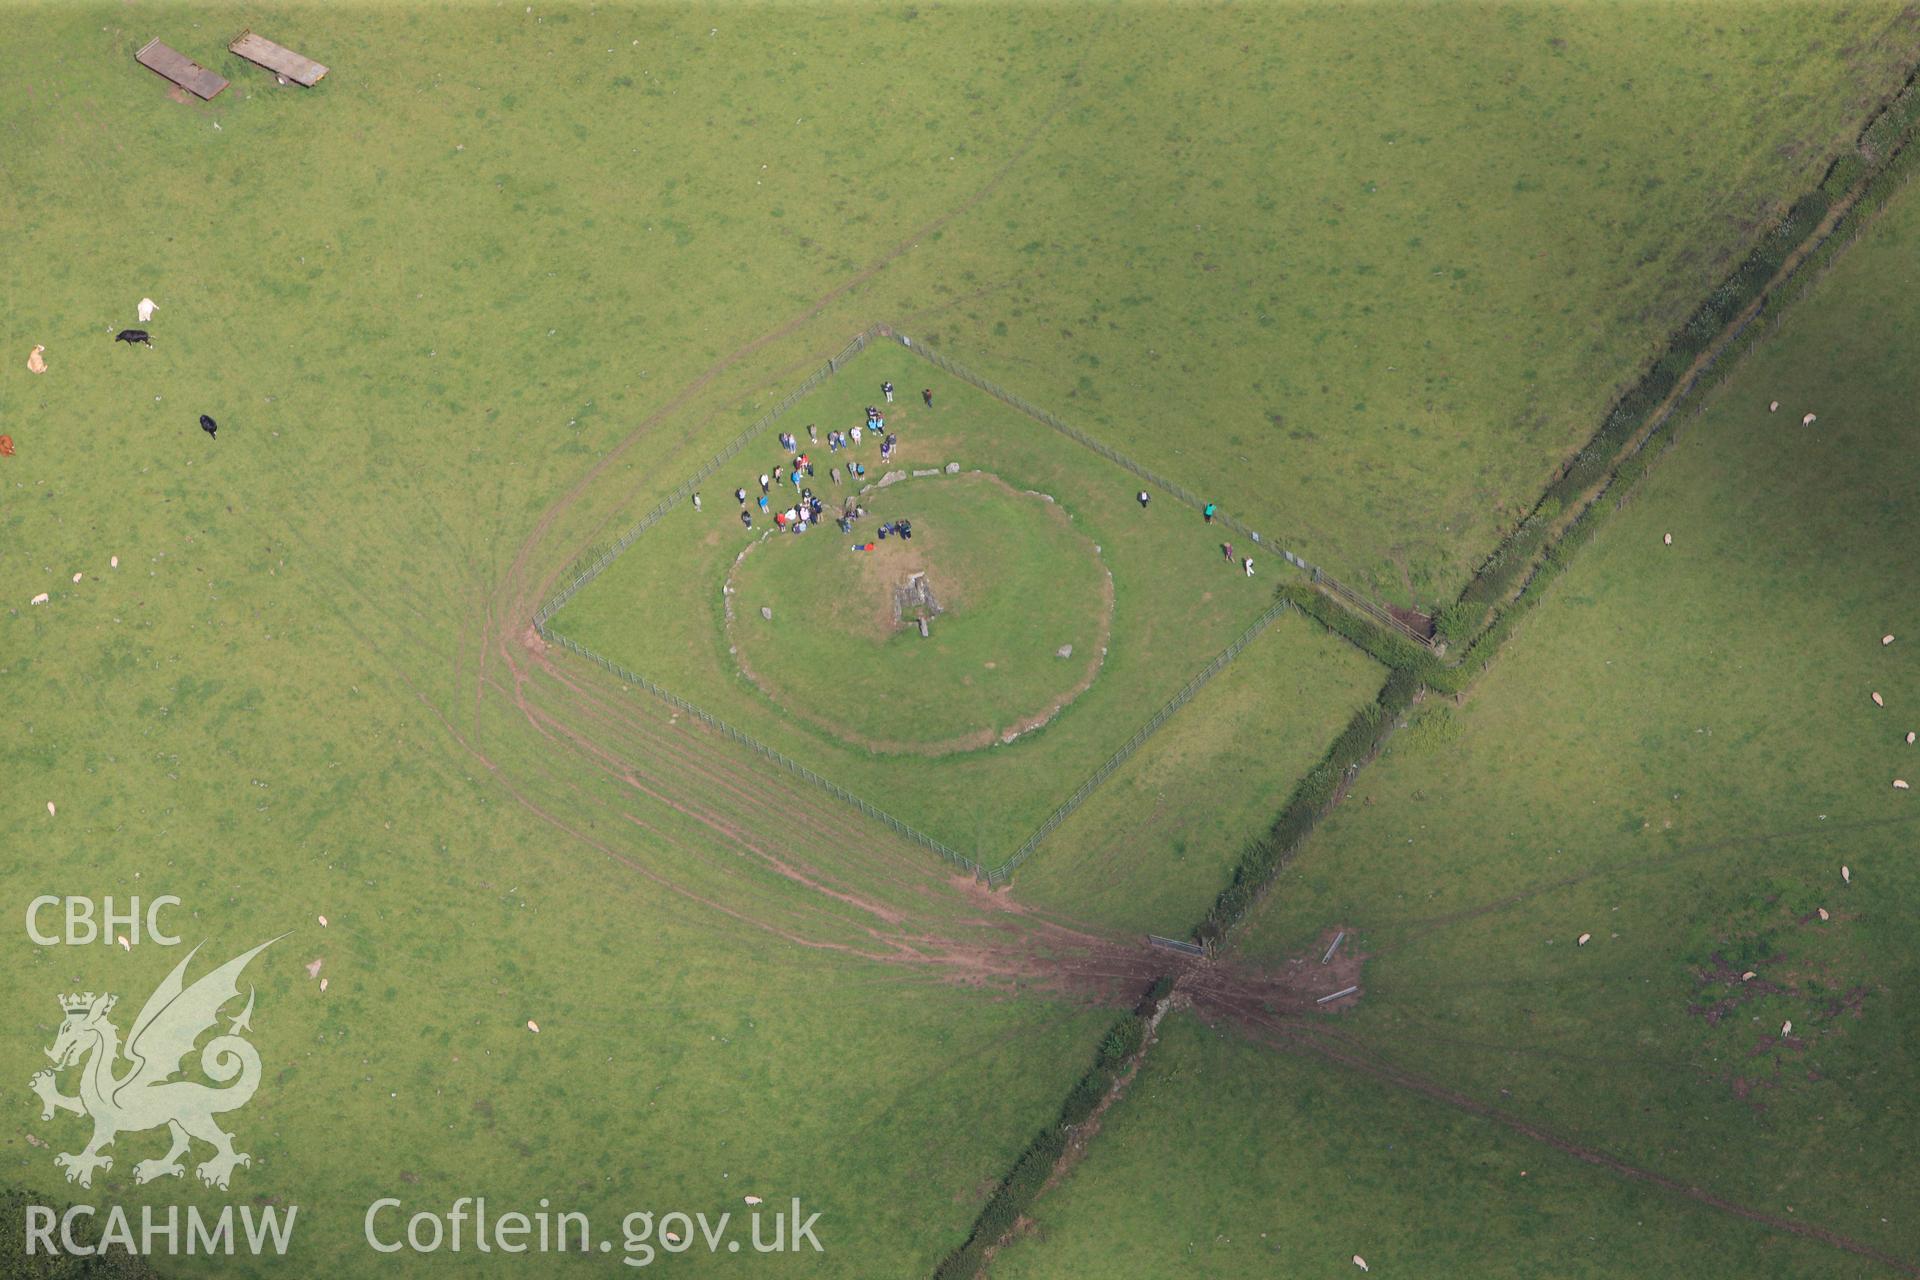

left=1769, top=401, right=1779, bottom=412
left=137, top=298, right=158, bottom=323
left=1873, top=692, right=1885, bottom=707
left=1742, top=971, right=1756, bottom=981
left=110, top=556, right=119, bottom=569
left=1907, top=732, right=1915, bottom=745
left=1802, top=413, right=1817, bottom=426
left=1817, top=908, right=1830, bottom=920
left=744, top=1195, right=762, bottom=1206
left=1782, top=1020, right=1792, bottom=1036
left=26, top=344, right=46, bottom=374
left=1663, top=533, right=1672, bottom=545
left=1577, top=933, right=1591, bottom=946
left=318, top=915, right=329, bottom=926
left=1354, top=1258, right=1369, bottom=1272
left=320, top=978, right=329, bottom=992
left=1885, top=635, right=1896, bottom=646
left=527, top=1020, right=540, bottom=1033
left=1842, top=865, right=1851, bottom=884
left=1896, top=779, right=1911, bottom=790
left=30, top=592, right=48, bottom=606
left=46, top=801, right=55, bottom=817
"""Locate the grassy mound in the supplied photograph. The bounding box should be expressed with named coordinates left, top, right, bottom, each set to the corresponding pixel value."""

left=728, top=473, right=1112, bottom=753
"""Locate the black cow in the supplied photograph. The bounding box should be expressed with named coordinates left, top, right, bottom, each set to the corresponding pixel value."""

left=114, top=329, right=153, bottom=347
left=199, top=415, right=218, bottom=439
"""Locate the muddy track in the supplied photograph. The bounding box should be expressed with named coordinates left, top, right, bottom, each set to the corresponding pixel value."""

left=430, top=19, right=1161, bottom=1000
left=433, top=17, right=1920, bottom=1273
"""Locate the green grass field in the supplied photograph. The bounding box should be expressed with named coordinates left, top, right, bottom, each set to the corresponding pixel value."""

left=551, top=360, right=1380, bottom=872
left=990, top=1014, right=1860, bottom=1279
left=995, top=171, right=1920, bottom=1276
left=1010, top=614, right=1385, bottom=937
left=5, top=1, right=1919, bottom=1276
left=2, top=7, right=1151, bottom=1275
left=871, top=1, right=1920, bottom=606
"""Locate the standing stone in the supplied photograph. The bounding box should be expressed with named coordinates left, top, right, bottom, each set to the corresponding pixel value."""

left=945, top=462, right=961, bottom=474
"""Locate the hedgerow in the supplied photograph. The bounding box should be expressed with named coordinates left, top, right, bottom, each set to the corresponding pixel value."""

left=929, top=998, right=1164, bottom=1279
left=931, top=68, right=1920, bottom=1280
left=1193, top=669, right=1414, bottom=945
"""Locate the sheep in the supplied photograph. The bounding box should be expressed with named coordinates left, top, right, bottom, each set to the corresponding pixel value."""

left=1769, top=401, right=1779, bottom=412
left=110, top=556, right=118, bottom=569
left=1742, top=971, right=1756, bottom=981
left=317, top=915, right=329, bottom=926
left=744, top=1195, right=762, bottom=1206
left=26, top=344, right=46, bottom=374
left=30, top=592, right=48, bottom=606
left=1842, top=865, right=1851, bottom=884
left=1782, top=1020, right=1792, bottom=1036
left=1354, top=1258, right=1369, bottom=1272
left=117, top=936, right=130, bottom=951
left=1896, top=779, right=1911, bottom=790
left=1908, top=732, right=1916, bottom=745
left=137, top=298, right=157, bottom=323
left=1873, top=692, right=1885, bottom=707
left=1663, top=533, right=1672, bottom=545
left=319, top=978, right=329, bottom=992
left=71, top=573, right=81, bottom=583
left=1885, top=635, right=1896, bottom=645
left=1802, top=413, right=1817, bottom=426
left=1578, top=933, right=1591, bottom=946
left=527, top=1020, right=540, bottom=1033
left=1817, top=908, right=1830, bottom=920
left=46, top=802, right=55, bottom=817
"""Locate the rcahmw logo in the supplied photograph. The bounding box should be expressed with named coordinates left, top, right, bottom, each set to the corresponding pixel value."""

left=26, top=1202, right=296, bottom=1259
left=28, top=936, right=287, bottom=1192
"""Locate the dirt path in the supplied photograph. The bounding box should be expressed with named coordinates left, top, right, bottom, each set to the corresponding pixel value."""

left=426, top=28, right=1920, bottom=1279
left=417, top=15, right=1155, bottom=1001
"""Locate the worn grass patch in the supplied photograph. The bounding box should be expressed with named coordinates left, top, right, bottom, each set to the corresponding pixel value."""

left=727, top=472, right=1112, bottom=753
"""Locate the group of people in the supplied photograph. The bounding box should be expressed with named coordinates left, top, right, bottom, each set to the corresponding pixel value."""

left=714, top=381, right=918, bottom=536
left=703, top=376, right=1252, bottom=578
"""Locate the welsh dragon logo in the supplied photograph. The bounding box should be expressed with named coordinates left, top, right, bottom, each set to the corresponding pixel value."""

left=29, top=937, right=282, bottom=1190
